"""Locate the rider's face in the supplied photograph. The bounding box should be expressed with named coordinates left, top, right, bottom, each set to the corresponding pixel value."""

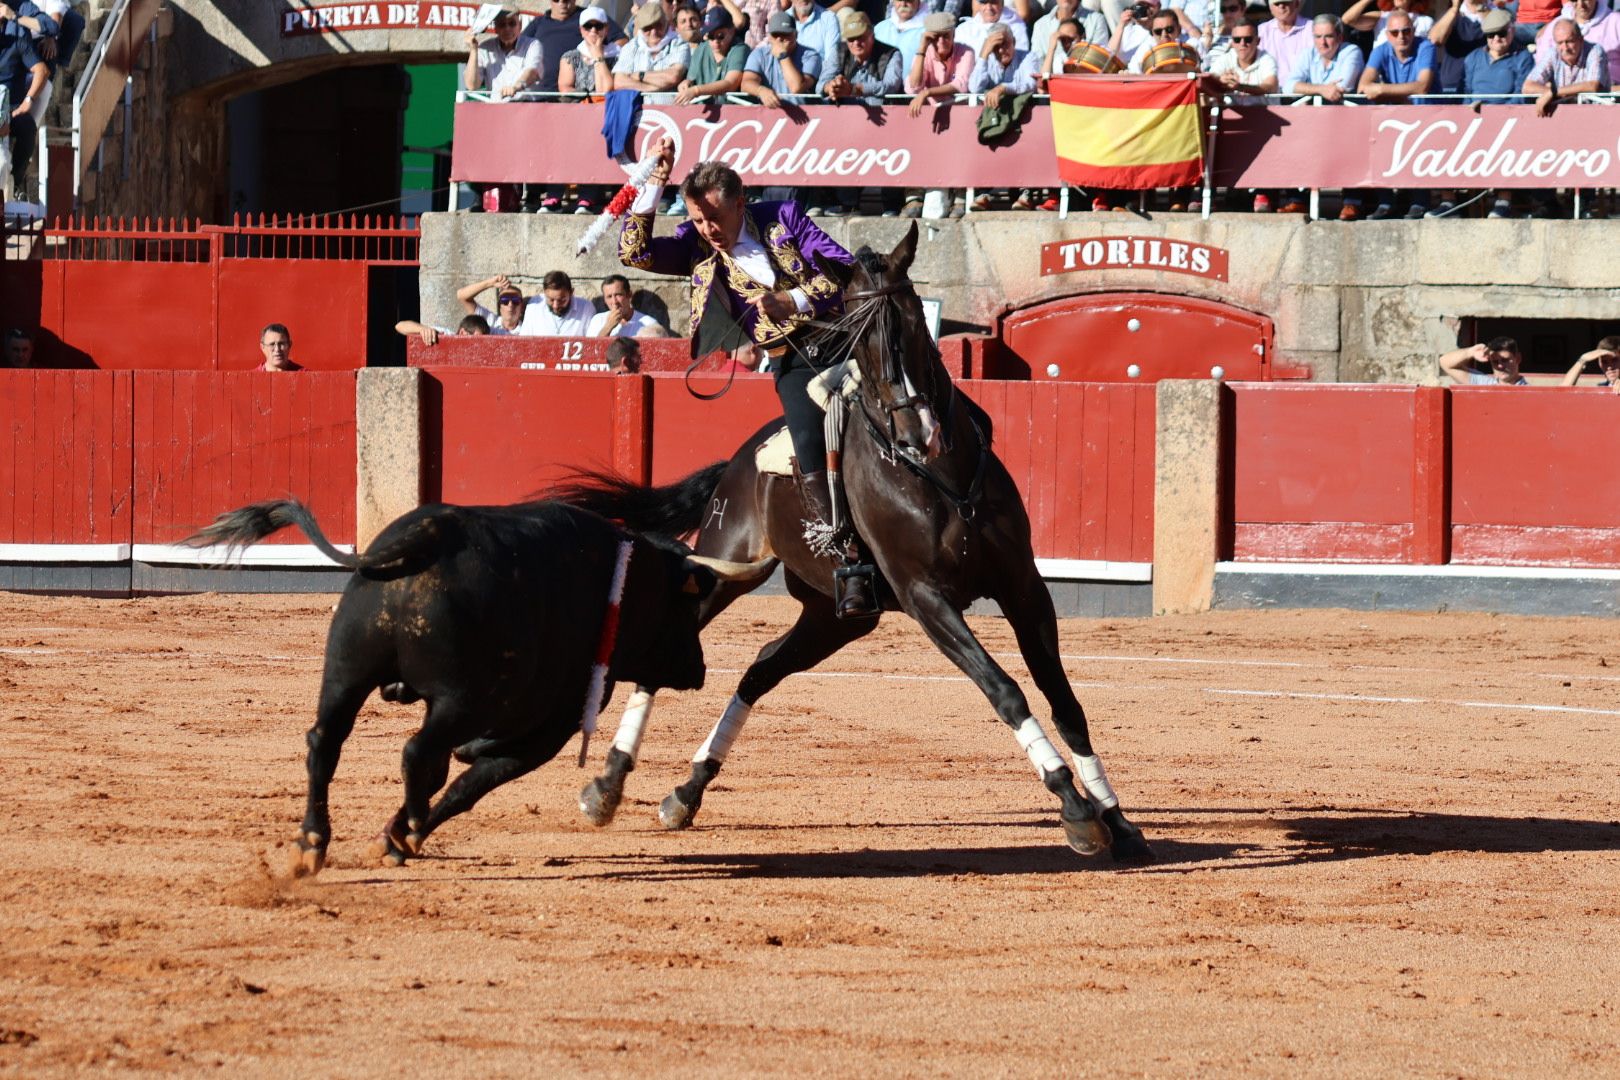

left=683, top=189, right=747, bottom=253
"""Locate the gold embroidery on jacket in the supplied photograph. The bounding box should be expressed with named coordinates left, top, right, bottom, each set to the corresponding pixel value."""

left=619, top=213, right=655, bottom=270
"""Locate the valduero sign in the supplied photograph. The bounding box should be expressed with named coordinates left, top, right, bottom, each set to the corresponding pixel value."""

left=281, top=3, right=534, bottom=36
left=1039, top=236, right=1229, bottom=282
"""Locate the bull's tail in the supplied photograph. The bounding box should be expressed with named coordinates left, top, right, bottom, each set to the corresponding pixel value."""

left=182, top=500, right=360, bottom=569
left=547, top=461, right=727, bottom=539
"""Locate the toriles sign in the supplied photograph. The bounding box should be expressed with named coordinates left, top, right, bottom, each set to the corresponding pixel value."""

left=1040, top=236, right=1229, bottom=281
left=281, top=2, right=535, bottom=36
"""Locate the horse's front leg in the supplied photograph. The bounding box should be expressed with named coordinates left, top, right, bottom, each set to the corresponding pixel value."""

left=998, top=573, right=1153, bottom=864
left=579, top=687, right=655, bottom=825
left=899, top=584, right=1110, bottom=858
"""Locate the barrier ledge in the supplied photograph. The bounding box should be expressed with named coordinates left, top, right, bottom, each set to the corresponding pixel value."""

left=0, top=543, right=132, bottom=562
left=133, top=544, right=352, bottom=567
left=1214, top=562, right=1620, bottom=619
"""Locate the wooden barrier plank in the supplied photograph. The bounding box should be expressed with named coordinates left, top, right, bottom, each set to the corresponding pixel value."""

left=60, top=262, right=213, bottom=370
left=1132, top=383, right=1156, bottom=563
left=0, top=372, right=133, bottom=548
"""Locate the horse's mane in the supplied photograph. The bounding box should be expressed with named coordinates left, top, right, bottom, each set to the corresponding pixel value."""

left=851, top=247, right=889, bottom=278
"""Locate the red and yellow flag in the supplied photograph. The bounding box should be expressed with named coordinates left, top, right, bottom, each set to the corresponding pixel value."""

left=1048, top=74, right=1204, bottom=190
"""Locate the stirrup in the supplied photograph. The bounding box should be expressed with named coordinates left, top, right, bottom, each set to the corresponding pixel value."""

left=834, top=563, right=879, bottom=619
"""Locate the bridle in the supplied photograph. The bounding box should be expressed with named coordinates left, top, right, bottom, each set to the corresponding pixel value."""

left=813, top=273, right=988, bottom=518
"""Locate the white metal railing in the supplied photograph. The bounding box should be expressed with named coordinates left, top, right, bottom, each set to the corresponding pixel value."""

left=70, top=0, right=161, bottom=212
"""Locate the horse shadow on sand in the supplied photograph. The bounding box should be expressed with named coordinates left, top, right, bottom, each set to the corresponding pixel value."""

left=539, top=806, right=1620, bottom=882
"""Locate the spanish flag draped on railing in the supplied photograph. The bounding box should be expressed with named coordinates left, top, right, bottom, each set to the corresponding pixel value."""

left=1048, top=74, right=1205, bottom=190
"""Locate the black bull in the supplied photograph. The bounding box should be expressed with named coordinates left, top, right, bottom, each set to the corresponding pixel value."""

left=184, top=495, right=758, bottom=876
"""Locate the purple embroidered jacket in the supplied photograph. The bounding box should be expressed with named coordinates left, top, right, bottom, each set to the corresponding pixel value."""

left=619, top=200, right=853, bottom=350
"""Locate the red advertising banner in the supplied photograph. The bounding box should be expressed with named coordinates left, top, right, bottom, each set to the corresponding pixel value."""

left=451, top=101, right=1061, bottom=187
left=281, top=2, right=538, bottom=36
left=1210, top=103, right=1620, bottom=189
left=454, top=99, right=1620, bottom=191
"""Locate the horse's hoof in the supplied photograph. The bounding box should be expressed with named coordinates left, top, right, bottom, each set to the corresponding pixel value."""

left=1111, top=834, right=1155, bottom=865
left=1062, top=814, right=1111, bottom=857
left=368, top=830, right=409, bottom=867
left=658, top=792, right=695, bottom=831
left=294, top=831, right=327, bottom=877
left=579, top=777, right=622, bottom=827
left=404, top=832, right=426, bottom=856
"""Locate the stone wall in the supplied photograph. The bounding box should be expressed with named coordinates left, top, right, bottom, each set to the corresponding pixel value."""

left=420, top=211, right=1620, bottom=384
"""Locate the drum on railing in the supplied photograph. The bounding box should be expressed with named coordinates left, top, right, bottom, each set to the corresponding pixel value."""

left=1064, top=43, right=1125, bottom=75
left=1142, top=42, right=1202, bottom=74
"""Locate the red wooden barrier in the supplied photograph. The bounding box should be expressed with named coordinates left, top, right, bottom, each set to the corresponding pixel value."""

left=0, top=371, right=134, bottom=548
left=1450, top=388, right=1620, bottom=568
left=1232, top=384, right=1432, bottom=563
left=131, top=372, right=357, bottom=545
left=426, top=369, right=629, bottom=504
left=418, top=368, right=1156, bottom=564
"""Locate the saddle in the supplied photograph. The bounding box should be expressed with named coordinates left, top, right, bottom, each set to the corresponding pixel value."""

left=753, top=361, right=863, bottom=477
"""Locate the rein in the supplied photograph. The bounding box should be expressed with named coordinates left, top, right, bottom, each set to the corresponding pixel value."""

left=858, top=400, right=989, bottom=521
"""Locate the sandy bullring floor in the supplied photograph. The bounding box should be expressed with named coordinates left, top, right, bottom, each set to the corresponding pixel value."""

left=0, top=592, right=1616, bottom=1076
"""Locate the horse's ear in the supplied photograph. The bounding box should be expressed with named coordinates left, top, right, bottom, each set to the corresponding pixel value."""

left=888, top=222, right=919, bottom=279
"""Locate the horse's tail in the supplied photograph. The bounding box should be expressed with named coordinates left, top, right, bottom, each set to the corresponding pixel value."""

left=547, top=461, right=728, bottom=539
left=181, top=499, right=360, bottom=569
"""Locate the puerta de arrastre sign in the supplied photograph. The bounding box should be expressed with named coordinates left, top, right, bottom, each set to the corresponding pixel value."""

left=1039, top=237, right=1229, bottom=282
left=281, top=3, right=534, bottom=35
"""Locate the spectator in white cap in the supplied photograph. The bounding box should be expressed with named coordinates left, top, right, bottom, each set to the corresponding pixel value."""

left=554, top=5, right=625, bottom=215
left=676, top=5, right=749, bottom=103
left=463, top=8, right=541, bottom=99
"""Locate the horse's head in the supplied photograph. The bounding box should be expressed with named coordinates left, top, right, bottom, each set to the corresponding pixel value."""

left=844, top=223, right=946, bottom=465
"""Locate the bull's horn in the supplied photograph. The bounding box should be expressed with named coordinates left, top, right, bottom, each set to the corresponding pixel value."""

left=687, top=555, right=776, bottom=581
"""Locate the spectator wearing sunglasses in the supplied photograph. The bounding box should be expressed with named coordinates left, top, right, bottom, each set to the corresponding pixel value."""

left=1127, top=8, right=1193, bottom=71
left=1562, top=336, right=1620, bottom=390
left=1030, top=0, right=1106, bottom=70
left=457, top=274, right=532, bottom=336
left=1259, top=0, right=1312, bottom=81
left=463, top=8, right=541, bottom=99
left=1343, top=0, right=1436, bottom=48
left=1358, top=11, right=1438, bottom=218
left=613, top=2, right=692, bottom=95
left=1429, top=0, right=1503, bottom=94
left=1208, top=18, right=1277, bottom=102
left=676, top=6, right=748, bottom=102
left=1200, top=0, right=1251, bottom=67
left=1461, top=7, right=1533, bottom=102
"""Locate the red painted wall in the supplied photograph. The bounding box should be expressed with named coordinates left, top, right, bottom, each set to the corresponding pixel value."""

left=5, top=259, right=372, bottom=371
left=417, top=370, right=1156, bottom=564
left=0, top=371, right=134, bottom=545
left=0, top=370, right=355, bottom=548
left=131, top=372, right=357, bottom=545
left=1450, top=388, right=1620, bottom=567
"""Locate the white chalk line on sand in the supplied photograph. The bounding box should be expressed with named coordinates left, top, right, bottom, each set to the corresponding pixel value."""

left=6, top=647, right=1614, bottom=719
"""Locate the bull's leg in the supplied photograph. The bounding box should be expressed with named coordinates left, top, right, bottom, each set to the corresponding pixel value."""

left=998, top=572, right=1152, bottom=864
left=579, top=687, right=655, bottom=826
left=421, top=723, right=579, bottom=844
left=898, top=583, right=1110, bottom=859
left=295, top=678, right=372, bottom=877
left=660, top=586, right=877, bottom=830
left=372, top=699, right=466, bottom=865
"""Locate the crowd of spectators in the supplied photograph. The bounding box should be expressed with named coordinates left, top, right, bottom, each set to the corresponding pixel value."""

left=448, top=268, right=674, bottom=338
left=458, top=0, right=1620, bottom=218
left=1, top=0, right=85, bottom=200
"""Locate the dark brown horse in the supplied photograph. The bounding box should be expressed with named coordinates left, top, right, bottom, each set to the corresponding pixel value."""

left=560, top=222, right=1152, bottom=863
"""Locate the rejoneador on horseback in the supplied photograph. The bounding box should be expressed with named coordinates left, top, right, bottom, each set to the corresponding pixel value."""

left=619, top=136, right=880, bottom=618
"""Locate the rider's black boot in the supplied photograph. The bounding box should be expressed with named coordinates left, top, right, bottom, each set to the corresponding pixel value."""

left=797, top=468, right=879, bottom=619
left=834, top=559, right=880, bottom=619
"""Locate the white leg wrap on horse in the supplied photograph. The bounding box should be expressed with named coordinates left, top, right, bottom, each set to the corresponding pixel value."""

left=1014, top=717, right=1066, bottom=779
left=610, top=689, right=655, bottom=759
left=1073, top=753, right=1120, bottom=810
left=693, top=695, right=751, bottom=764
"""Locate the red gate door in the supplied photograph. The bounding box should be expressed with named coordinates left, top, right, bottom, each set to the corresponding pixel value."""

left=996, top=291, right=1286, bottom=383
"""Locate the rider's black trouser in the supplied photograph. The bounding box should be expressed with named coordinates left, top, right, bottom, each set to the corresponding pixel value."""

left=772, top=345, right=826, bottom=474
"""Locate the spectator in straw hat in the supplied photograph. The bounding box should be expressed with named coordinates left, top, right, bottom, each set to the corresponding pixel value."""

left=613, top=2, right=691, bottom=94
left=904, top=11, right=975, bottom=218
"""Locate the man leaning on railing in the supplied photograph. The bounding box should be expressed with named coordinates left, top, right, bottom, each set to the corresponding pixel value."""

left=1285, top=15, right=1368, bottom=219
left=1522, top=16, right=1610, bottom=216
left=464, top=8, right=541, bottom=100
